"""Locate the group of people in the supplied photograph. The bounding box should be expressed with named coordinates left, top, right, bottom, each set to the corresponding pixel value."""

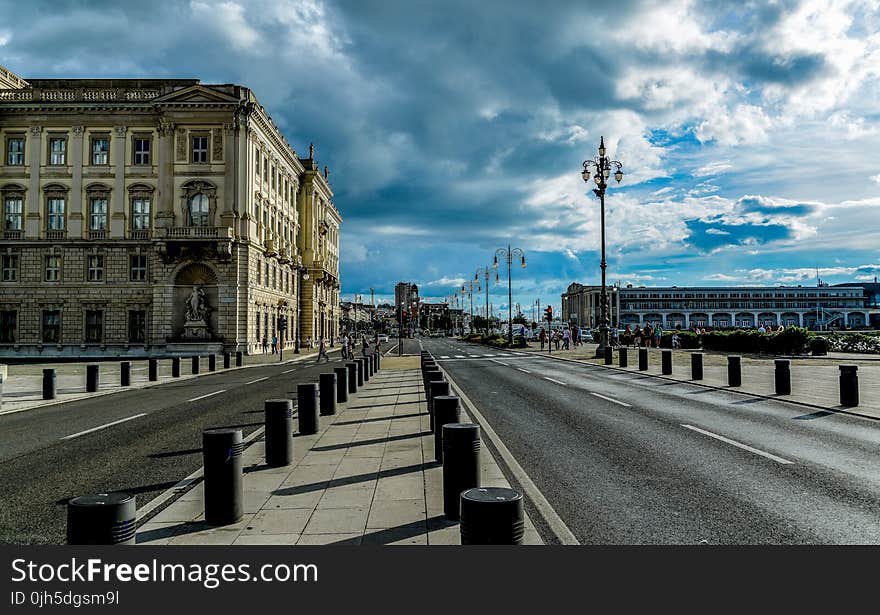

left=338, top=332, right=378, bottom=361
left=532, top=326, right=584, bottom=351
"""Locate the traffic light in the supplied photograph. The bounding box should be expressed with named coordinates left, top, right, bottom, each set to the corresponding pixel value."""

left=278, top=316, right=287, bottom=331
left=544, top=306, right=553, bottom=322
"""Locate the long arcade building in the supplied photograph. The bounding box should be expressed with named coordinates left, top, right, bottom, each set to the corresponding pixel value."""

left=562, top=282, right=879, bottom=331
left=0, top=67, right=341, bottom=357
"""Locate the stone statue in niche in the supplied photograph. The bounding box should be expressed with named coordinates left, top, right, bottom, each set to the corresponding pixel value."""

left=181, top=284, right=211, bottom=340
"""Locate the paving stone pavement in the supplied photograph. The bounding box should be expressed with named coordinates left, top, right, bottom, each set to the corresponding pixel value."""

left=136, top=356, right=544, bottom=546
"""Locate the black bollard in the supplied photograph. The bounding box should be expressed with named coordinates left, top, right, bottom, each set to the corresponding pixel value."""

left=171, top=357, right=180, bottom=378
left=346, top=362, right=358, bottom=394
left=366, top=355, right=374, bottom=378
left=839, top=365, right=859, bottom=407
left=223, top=352, right=231, bottom=369
left=361, top=357, right=371, bottom=382
left=191, top=356, right=200, bottom=375
left=208, top=354, right=216, bottom=372
left=319, top=373, right=337, bottom=416
left=433, top=395, right=461, bottom=463
left=619, top=347, right=628, bottom=368
left=376, top=351, right=381, bottom=370
left=425, top=369, right=444, bottom=407
left=203, top=428, right=243, bottom=525
left=355, top=359, right=365, bottom=387
left=728, top=355, right=742, bottom=387
left=460, top=487, right=524, bottom=545
left=120, top=362, right=131, bottom=387
left=429, top=380, right=450, bottom=432
left=661, top=350, right=672, bottom=375
left=334, top=367, right=349, bottom=404
left=66, top=492, right=136, bottom=545
left=42, top=368, right=56, bottom=400
left=774, top=359, right=791, bottom=395
left=86, top=365, right=99, bottom=393
left=297, top=383, right=319, bottom=435
left=604, top=345, right=613, bottom=365
left=264, top=399, right=294, bottom=467
left=235, top=351, right=243, bottom=367
left=443, top=423, right=481, bottom=520
left=691, top=353, right=704, bottom=380
left=148, top=358, right=158, bottom=381
left=638, top=348, right=648, bottom=371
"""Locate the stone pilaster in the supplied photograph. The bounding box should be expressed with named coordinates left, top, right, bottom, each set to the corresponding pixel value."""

left=110, top=125, right=127, bottom=237
left=156, top=118, right=175, bottom=228
left=68, top=126, right=84, bottom=238
left=25, top=125, right=41, bottom=239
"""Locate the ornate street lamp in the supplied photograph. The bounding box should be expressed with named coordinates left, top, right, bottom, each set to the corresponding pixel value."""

left=293, top=257, right=310, bottom=354
left=493, top=244, right=526, bottom=346
left=581, top=135, right=624, bottom=358
left=462, top=280, right=477, bottom=333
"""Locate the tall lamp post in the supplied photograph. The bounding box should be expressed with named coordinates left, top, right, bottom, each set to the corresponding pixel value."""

left=581, top=135, right=624, bottom=358
left=475, top=266, right=493, bottom=336
left=493, top=244, right=526, bottom=346
left=462, top=280, right=476, bottom=333
left=293, top=258, right=311, bottom=354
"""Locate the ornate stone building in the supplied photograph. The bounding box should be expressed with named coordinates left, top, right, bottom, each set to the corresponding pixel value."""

left=0, top=67, right=341, bottom=357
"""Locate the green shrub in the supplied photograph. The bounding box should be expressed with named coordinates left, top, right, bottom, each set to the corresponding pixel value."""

left=701, top=326, right=813, bottom=355
left=659, top=331, right=701, bottom=349
left=825, top=333, right=880, bottom=354
left=810, top=336, right=829, bottom=355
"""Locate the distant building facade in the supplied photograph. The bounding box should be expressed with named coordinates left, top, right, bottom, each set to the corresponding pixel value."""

left=0, top=66, right=341, bottom=356
left=562, top=283, right=877, bottom=330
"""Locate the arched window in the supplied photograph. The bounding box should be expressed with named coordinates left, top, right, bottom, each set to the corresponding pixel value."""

left=188, top=194, right=209, bottom=226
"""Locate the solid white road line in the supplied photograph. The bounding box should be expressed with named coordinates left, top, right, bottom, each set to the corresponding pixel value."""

left=187, top=389, right=227, bottom=402
left=455, top=355, right=465, bottom=358
left=543, top=377, right=567, bottom=386
left=245, top=377, right=269, bottom=385
left=489, top=359, right=510, bottom=366
left=440, top=355, right=450, bottom=359
left=61, top=413, right=148, bottom=440
left=517, top=367, right=531, bottom=373
left=680, top=424, right=794, bottom=465
left=281, top=368, right=296, bottom=374
left=590, top=392, right=632, bottom=407
left=443, top=371, right=580, bottom=545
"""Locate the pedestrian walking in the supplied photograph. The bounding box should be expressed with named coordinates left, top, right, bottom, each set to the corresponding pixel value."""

left=539, top=327, right=546, bottom=350
left=262, top=336, right=269, bottom=354
left=633, top=325, right=642, bottom=347
left=654, top=324, right=662, bottom=348
left=271, top=334, right=278, bottom=354
left=553, top=331, right=560, bottom=350
left=341, top=333, right=350, bottom=360
left=623, top=324, right=632, bottom=347
left=562, top=327, right=570, bottom=350
left=361, top=335, right=369, bottom=357
left=611, top=326, right=619, bottom=347
left=316, top=337, right=330, bottom=363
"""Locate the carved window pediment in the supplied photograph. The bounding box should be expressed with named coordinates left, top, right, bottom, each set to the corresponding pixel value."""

left=42, top=183, right=69, bottom=198
left=85, top=182, right=112, bottom=198
left=1, top=183, right=26, bottom=198
left=128, top=183, right=155, bottom=199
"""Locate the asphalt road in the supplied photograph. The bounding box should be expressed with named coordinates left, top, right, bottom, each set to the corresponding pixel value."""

left=423, top=338, right=880, bottom=544
left=0, top=346, right=388, bottom=545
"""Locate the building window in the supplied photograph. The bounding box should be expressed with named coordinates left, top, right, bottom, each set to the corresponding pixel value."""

left=256, top=312, right=261, bottom=339
left=2, top=254, right=18, bottom=281
left=85, top=310, right=103, bottom=343
left=49, top=138, right=66, bottom=165
left=263, top=157, right=268, bottom=182
left=255, top=152, right=261, bottom=177
left=87, top=254, right=104, bottom=282
left=6, top=137, right=24, bottom=166
left=191, top=135, right=208, bottom=163
left=47, top=198, right=65, bottom=230
left=256, top=260, right=262, bottom=285
left=45, top=255, right=61, bottom=282
left=133, top=137, right=151, bottom=165
left=4, top=197, right=22, bottom=230
left=89, top=197, right=108, bottom=230
left=128, top=310, right=146, bottom=343
left=91, top=137, right=109, bottom=165
left=42, top=310, right=61, bottom=343
left=271, top=166, right=276, bottom=191
left=131, top=197, right=150, bottom=229
left=0, top=310, right=16, bottom=343
left=130, top=254, right=147, bottom=281
left=188, top=194, right=209, bottom=226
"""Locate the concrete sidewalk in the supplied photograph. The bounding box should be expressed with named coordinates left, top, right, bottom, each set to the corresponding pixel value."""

left=515, top=342, right=880, bottom=420
left=136, top=357, right=543, bottom=545
left=0, top=347, right=336, bottom=416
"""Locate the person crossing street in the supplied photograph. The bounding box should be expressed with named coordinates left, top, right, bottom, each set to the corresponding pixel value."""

left=316, top=337, right=330, bottom=363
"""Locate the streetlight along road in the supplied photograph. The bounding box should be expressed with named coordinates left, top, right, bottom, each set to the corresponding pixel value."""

left=493, top=244, right=526, bottom=346
left=581, top=135, right=624, bottom=359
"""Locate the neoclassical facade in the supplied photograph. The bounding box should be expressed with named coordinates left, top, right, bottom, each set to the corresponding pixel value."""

left=561, top=283, right=877, bottom=330
left=0, top=68, right=341, bottom=357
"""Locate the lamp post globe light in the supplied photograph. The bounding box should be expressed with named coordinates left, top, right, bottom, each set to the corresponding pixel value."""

left=493, top=244, right=526, bottom=346
left=581, top=135, right=624, bottom=358
left=475, top=266, right=493, bottom=336
left=461, top=279, right=477, bottom=333
left=293, top=258, right=310, bottom=354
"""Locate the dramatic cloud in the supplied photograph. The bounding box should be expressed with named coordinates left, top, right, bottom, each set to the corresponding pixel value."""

left=4, top=0, right=880, bottom=311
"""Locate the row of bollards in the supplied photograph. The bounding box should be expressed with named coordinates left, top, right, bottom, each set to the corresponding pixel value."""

left=42, top=351, right=248, bottom=400
left=66, top=350, right=383, bottom=544
left=421, top=351, right=524, bottom=544
left=610, top=347, right=860, bottom=407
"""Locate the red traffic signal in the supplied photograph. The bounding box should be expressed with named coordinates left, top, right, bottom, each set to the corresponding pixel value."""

left=544, top=306, right=553, bottom=320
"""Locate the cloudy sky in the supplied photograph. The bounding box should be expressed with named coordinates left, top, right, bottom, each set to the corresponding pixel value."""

left=3, top=0, right=880, bottom=314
